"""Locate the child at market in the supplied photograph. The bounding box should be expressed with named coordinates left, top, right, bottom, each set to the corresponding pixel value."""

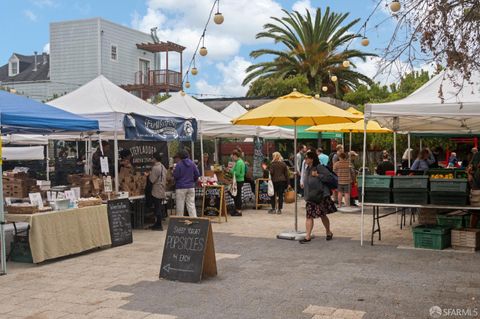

left=333, top=152, right=353, bottom=208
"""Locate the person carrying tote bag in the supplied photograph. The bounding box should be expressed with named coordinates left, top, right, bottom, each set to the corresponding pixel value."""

left=300, top=151, right=337, bottom=244
left=268, top=152, right=289, bottom=214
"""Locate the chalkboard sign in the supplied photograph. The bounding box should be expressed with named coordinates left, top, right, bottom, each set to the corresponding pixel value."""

left=116, top=140, right=169, bottom=173
left=253, top=137, right=264, bottom=179
left=107, top=198, right=133, bottom=247
left=255, top=178, right=271, bottom=209
left=160, top=217, right=217, bottom=283
left=201, top=185, right=227, bottom=222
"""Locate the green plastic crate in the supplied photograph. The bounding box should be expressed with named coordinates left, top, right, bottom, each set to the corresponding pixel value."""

left=454, top=170, right=468, bottom=179
left=430, top=192, right=469, bottom=206
left=412, top=225, right=451, bottom=250
left=357, top=176, right=391, bottom=189
left=430, top=179, right=468, bottom=192
left=393, top=189, right=429, bottom=204
left=393, top=176, right=429, bottom=189
left=437, top=213, right=471, bottom=229
left=359, top=188, right=391, bottom=203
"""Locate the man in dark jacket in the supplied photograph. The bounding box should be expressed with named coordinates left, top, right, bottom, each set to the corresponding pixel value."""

left=173, top=150, right=200, bottom=217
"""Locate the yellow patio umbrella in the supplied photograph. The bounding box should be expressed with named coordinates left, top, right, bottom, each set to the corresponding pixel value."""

left=346, top=106, right=364, bottom=116
left=306, top=116, right=391, bottom=152
left=232, top=90, right=361, bottom=240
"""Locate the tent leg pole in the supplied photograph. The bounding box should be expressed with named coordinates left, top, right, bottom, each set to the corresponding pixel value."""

left=0, top=133, right=7, bottom=275
left=191, top=140, right=195, bottom=162
left=200, top=134, right=204, bottom=176
left=214, top=138, right=219, bottom=164
left=393, top=131, right=397, bottom=174
left=420, top=138, right=423, bottom=150
left=360, top=120, right=368, bottom=247
left=76, top=141, right=79, bottom=159
left=114, top=134, right=119, bottom=193
left=407, top=133, right=411, bottom=168
left=46, top=142, right=50, bottom=181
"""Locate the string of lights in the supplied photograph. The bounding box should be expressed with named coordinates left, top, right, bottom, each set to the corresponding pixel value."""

left=181, top=0, right=224, bottom=95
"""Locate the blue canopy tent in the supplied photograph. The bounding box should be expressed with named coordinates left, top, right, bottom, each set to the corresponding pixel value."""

left=0, top=90, right=99, bottom=275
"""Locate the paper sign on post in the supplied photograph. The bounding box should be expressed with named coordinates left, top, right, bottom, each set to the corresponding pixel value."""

left=100, top=156, right=109, bottom=174
left=104, top=175, right=113, bottom=193
left=29, top=192, right=44, bottom=208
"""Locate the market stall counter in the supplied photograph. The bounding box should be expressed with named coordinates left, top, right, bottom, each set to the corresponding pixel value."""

left=364, top=203, right=480, bottom=246
left=6, top=205, right=112, bottom=263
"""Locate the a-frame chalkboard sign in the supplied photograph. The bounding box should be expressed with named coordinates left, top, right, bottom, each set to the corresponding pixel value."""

left=201, top=185, right=228, bottom=223
left=255, top=178, right=271, bottom=209
left=159, top=217, right=217, bottom=283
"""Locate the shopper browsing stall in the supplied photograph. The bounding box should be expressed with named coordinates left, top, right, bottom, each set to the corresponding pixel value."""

left=268, top=152, right=289, bottom=214
left=231, top=150, right=245, bottom=216
left=173, top=150, right=200, bottom=217
left=149, top=152, right=167, bottom=231
left=333, top=152, right=353, bottom=208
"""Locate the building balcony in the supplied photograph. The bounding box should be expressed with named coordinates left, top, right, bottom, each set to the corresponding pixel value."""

left=121, top=69, right=182, bottom=98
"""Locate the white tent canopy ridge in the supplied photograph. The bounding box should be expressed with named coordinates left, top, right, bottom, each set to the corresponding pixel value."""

left=365, top=71, right=480, bottom=132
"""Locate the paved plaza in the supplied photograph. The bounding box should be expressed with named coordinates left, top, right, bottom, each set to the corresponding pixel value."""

left=1, top=202, right=479, bottom=319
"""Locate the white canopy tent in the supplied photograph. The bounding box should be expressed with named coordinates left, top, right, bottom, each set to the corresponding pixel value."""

left=157, top=93, right=294, bottom=174
left=49, top=75, right=185, bottom=191
left=221, top=101, right=249, bottom=119
left=218, top=101, right=294, bottom=139
left=365, top=71, right=480, bottom=132
left=360, top=70, right=480, bottom=246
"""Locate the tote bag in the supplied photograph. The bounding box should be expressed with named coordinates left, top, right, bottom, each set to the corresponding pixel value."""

left=267, top=173, right=274, bottom=197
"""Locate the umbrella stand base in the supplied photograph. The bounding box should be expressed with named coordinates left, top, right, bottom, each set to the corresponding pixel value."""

left=276, top=230, right=308, bottom=241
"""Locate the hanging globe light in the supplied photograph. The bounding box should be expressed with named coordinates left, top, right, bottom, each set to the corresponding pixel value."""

left=214, top=13, right=224, bottom=24
left=322, top=86, right=328, bottom=92
left=361, top=37, right=370, bottom=46
left=331, top=75, right=338, bottom=82
left=185, top=81, right=191, bottom=88
left=199, top=46, right=208, bottom=56
left=214, top=0, right=224, bottom=24
left=342, top=60, right=350, bottom=68
left=390, top=1, right=401, bottom=12
left=191, top=67, right=198, bottom=76
left=180, top=90, right=186, bottom=96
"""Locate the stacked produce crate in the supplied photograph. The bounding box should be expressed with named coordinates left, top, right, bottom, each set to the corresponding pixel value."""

left=3, top=171, right=36, bottom=198
left=357, top=175, right=392, bottom=203
left=429, top=178, right=469, bottom=205
left=392, top=176, right=429, bottom=204
left=412, top=225, right=452, bottom=250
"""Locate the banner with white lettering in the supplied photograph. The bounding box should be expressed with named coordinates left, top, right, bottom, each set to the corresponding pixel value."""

left=124, top=113, right=197, bottom=142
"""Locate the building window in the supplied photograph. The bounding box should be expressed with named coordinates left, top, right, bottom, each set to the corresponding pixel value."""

left=10, top=61, right=18, bottom=76
left=111, top=45, right=118, bottom=61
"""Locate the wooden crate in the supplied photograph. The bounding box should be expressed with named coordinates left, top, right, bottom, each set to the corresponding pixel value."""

left=6, top=205, right=39, bottom=214
left=451, top=228, right=480, bottom=251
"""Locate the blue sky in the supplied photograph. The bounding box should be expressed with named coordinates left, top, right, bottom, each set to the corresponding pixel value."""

left=1, top=0, right=418, bottom=97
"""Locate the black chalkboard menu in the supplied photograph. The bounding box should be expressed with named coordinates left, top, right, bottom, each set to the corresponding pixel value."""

left=201, top=185, right=227, bottom=222
left=253, top=137, right=264, bottom=179
left=255, top=178, right=271, bottom=209
left=107, top=198, right=133, bottom=247
left=202, top=185, right=223, bottom=217
left=160, top=217, right=217, bottom=283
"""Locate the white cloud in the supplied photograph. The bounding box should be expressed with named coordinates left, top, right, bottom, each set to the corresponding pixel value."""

left=193, top=56, right=252, bottom=97
left=43, top=43, right=50, bottom=54
left=24, top=10, right=37, bottom=22
left=292, top=0, right=315, bottom=14
left=132, top=0, right=283, bottom=59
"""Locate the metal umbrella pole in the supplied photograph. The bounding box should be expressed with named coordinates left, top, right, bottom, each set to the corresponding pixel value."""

left=200, top=134, right=205, bottom=176
left=277, top=118, right=306, bottom=240
left=407, top=133, right=411, bottom=168
left=349, top=131, right=353, bottom=152
left=393, top=131, right=397, bottom=174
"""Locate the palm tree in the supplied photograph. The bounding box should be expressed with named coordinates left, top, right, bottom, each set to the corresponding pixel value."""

left=243, top=7, right=375, bottom=96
